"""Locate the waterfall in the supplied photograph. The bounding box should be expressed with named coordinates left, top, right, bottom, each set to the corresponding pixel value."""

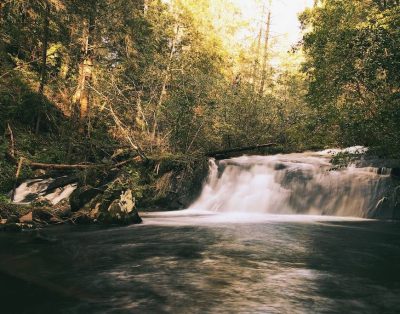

left=12, top=177, right=77, bottom=205
left=189, top=148, right=392, bottom=218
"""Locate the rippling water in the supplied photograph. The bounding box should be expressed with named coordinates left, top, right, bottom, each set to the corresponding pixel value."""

left=1, top=212, right=400, bottom=313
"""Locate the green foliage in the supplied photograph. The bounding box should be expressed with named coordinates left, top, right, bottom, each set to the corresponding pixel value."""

left=300, top=0, right=400, bottom=155
left=1, top=0, right=399, bottom=209
left=0, top=161, right=14, bottom=196
left=331, top=152, right=360, bottom=168
left=0, top=194, right=11, bottom=204
left=103, top=166, right=144, bottom=202
left=0, top=0, right=315, bottom=161
left=0, top=140, right=15, bottom=193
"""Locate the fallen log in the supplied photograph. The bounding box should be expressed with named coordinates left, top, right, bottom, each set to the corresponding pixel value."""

left=206, top=143, right=277, bottom=159
left=6, top=123, right=15, bottom=158
left=8, top=155, right=143, bottom=171
left=44, top=175, right=79, bottom=193
left=27, top=161, right=99, bottom=170
left=11, top=157, right=25, bottom=202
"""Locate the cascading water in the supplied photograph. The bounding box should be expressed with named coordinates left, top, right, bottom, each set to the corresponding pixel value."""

left=12, top=177, right=77, bottom=205
left=189, top=147, right=393, bottom=218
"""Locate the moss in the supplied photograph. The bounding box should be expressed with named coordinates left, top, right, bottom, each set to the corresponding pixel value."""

left=138, top=153, right=208, bottom=210
left=0, top=200, right=31, bottom=220
left=330, top=152, right=361, bottom=168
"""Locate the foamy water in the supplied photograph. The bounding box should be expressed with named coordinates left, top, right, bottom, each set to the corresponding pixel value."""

left=187, top=148, right=389, bottom=218
left=12, top=178, right=77, bottom=205
left=141, top=210, right=369, bottom=226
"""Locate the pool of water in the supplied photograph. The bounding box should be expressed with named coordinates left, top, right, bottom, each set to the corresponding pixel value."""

left=1, top=212, right=400, bottom=313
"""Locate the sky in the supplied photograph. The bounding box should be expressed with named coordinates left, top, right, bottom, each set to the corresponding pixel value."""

left=163, top=0, right=314, bottom=67
left=231, top=0, right=314, bottom=52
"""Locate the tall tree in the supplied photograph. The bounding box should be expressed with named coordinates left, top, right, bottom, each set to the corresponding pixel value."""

left=258, top=1, right=271, bottom=95
left=35, top=0, right=51, bottom=134
left=300, top=0, right=400, bottom=153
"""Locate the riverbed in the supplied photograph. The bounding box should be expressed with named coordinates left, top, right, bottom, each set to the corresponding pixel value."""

left=1, top=212, right=400, bottom=313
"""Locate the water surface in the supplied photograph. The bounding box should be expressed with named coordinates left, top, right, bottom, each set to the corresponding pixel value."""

left=1, top=213, right=400, bottom=313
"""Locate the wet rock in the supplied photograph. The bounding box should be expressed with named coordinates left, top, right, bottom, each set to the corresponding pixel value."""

left=112, top=189, right=135, bottom=214
left=377, top=167, right=392, bottom=175
left=19, top=212, right=33, bottom=223
left=69, top=186, right=104, bottom=212
left=32, top=208, right=53, bottom=222
left=2, top=223, right=35, bottom=232
left=6, top=215, right=20, bottom=224
left=391, top=168, right=400, bottom=179
left=394, top=186, right=400, bottom=219
left=394, top=186, right=400, bottom=205
left=71, top=211, right=93, bottom=224
left=2, top=223, right=23, bottom=232
left=89, top=202, right=101, bottom=221
left=33, top=169, right=47, bottom=177
left=53, top=199, right=71, bottom=218
left=31, top=197, right=53, bottom=207
left=98, top=189, right=142, bottom=225
left=274, top=163, right=287, bottom=171
left=45, top=176, right=78, bottom=192
left=373, top=197, right=394, bottom=219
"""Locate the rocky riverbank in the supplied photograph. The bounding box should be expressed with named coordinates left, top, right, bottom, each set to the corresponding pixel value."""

left=0, top=154, right=209, bottom=232
left=0, top=188, right=142, bottom=232
left=2, top=149, right=400, bottom=231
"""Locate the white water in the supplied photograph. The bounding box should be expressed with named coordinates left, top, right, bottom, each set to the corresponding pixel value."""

left=188, top=148, right=390, bottom=218
left=11, top=147, right=391, bottom=219
left=12, top=178, right=77, bottom=205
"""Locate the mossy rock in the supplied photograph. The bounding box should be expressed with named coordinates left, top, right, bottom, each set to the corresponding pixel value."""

left=69, top=186, right=104, bottom=212
left=97, top=189, right=142, bottom=225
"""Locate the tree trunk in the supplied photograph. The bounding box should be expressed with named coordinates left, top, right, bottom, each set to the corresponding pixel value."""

left=35, top=1, right=50, bottom=135
left=0, top=2, right=4, bottom=24
left=207, top=143, right=277, bottom=159
left=251, top=4, right=265, bottom=93
left=11, top=157, right=25, bottom=202
left=8, top=155, right=143, bottom=171
left=258, top=7, right=271, bottom=96
left=73, top=14, right=94, bottom=133
left=252, top=27, right=263, bottom=92
left=152, top=23, right=179, bottom=141
left=143, top=0, right=148, bottom=16
left=6, top=123, right=15, bottom=158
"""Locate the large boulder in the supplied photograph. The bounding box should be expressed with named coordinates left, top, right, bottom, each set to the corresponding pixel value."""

left=393, top=186, right=400, bottom=220
left=31, top=197, right=53, bottom=208
left=19, top=208, right=63, bottom=225
left=19, top=212, right=33, bottom=223
left=391, top=168, right=400, bottom=179
left=72, top=188, right=142, bottom=225
left=144, top=158, right=209, bottom=210
left=69, top=186, right=104, bottom=212
left=372, top=197, right=394, bottom=219
left=97, top=189, right=142, bottom=225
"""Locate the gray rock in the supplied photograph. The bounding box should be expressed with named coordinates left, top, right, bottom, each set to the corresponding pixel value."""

left=372, top=197, right=394, bottom=219
left=2, top=223, right=35, bottom=232
left=69, top=186, right=104, bottom=212
left=32, top=197, right=52, bottom=207
left=98, top=189, right=142, bottom=225
left=391, top=168, right=400, bottom=179
left=393, top=186, right=400, bottom=219
left=6, top=215, right=19, bottom=224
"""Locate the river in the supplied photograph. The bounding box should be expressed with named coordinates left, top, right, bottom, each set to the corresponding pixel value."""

left=1, top=150, right=400, bottom=313
left=1, top=215, right=400, bottom=313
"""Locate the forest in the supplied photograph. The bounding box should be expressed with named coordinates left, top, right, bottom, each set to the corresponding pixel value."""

left=0, top=0, right=399, bottom=224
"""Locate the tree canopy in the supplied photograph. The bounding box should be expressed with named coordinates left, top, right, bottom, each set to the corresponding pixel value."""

left=0, top=0, right=399, bottom=195
left=300, top=0, right=400, bottom=154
